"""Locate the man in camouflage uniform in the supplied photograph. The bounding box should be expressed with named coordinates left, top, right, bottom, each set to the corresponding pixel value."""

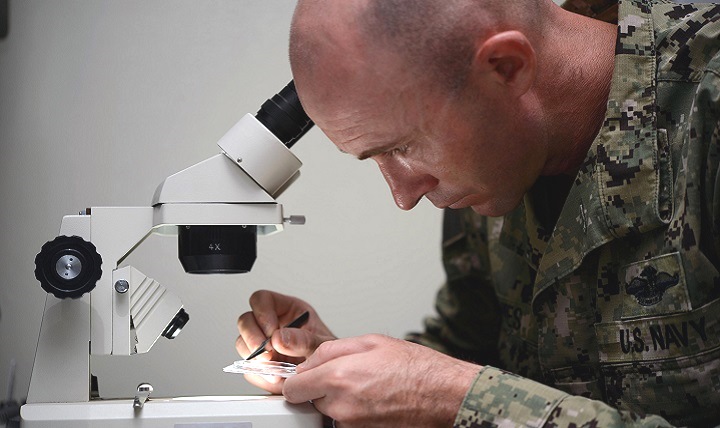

left=237, top=0, right=720, bottom=426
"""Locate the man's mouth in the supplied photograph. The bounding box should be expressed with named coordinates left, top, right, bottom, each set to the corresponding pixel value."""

left=429, top=195, right=469, bottom=210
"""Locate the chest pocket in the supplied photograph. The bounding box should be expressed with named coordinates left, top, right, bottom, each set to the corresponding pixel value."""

left=594, top=252, right=720, bottom=425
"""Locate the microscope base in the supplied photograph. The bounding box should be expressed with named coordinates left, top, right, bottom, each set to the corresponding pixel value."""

left=21, top=395, right=321, bottom=428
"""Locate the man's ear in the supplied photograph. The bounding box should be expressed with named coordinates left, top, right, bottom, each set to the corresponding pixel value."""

left=472, top=31, right=536, bottom=97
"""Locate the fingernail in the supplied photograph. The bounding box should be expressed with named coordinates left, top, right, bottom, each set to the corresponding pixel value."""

left=264, top=323, right=275, bottom=337
left=280, top=328, right=291, bottom=346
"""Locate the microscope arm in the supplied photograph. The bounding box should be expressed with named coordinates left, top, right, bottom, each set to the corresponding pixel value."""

left=28, top=208, right=165, bottom=404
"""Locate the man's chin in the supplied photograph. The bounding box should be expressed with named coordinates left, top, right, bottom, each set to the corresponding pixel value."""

left=469, top=199, right=522, bottom=217
left=470, top=205, right=500, bottom=216
left=437, top=194, right=522, bottom=216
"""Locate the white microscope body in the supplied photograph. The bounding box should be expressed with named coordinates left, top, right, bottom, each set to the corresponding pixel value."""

left=20, top=83, right=322, bottom=427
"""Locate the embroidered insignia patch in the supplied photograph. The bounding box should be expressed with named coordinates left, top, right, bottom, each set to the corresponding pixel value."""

left=619, top=253, right=690, bottom=320
left=625, top=265, right=680, bottom=306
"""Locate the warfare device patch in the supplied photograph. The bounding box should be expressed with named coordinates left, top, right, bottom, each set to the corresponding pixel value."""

left=619, top=253, right=690, bottom=319
left=625, top=265, right=680, bottom=306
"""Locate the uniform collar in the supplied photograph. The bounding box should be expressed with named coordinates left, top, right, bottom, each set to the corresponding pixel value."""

left=531, top=0, right=667, bottom=302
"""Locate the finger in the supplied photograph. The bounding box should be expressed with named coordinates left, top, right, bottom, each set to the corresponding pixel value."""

left=270, top=328, right=328, bottom=358
left=311, top=398, right=350, bottom=428
left=297, top=336, right=375, bottom=372
left=283, top=363, right=334, bottom=404
left=249, top=290, right=310, bottom=336
left=243, top=372, right=285, bottom=395
left=236, top=311, right=269, bottom=357
left=235, top=335, right=250, bottom=356
left=236, top=351, right=286, bottom=394
left=248, top=290, right=282, bottom=337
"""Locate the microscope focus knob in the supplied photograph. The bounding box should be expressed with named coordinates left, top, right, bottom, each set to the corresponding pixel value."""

left=34, top=235, right=103, bottom=299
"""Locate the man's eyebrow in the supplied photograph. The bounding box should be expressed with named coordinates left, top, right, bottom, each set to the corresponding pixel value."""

left=338, top=141, right=402, bottom=161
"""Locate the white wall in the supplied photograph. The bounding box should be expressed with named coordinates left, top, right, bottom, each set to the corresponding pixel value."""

left=0, top=1, right=444, bottom=400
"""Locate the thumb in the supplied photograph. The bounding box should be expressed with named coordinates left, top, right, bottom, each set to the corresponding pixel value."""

left=271, top=328, right=326, bottom=358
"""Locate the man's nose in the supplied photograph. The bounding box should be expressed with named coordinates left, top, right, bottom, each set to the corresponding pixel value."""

left=375, top=158, right=438, bottom=210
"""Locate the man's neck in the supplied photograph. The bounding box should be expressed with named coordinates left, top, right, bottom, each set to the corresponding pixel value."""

left=537, top=9, right=617, bottom=177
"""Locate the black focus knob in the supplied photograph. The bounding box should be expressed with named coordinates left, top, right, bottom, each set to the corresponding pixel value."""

left=34, top=235, right=103, bottom=299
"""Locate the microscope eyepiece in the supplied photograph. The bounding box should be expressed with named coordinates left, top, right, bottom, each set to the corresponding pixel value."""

left=255, top=80, right=314, bottom=148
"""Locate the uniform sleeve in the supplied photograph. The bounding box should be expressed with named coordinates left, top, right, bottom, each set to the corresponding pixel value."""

left=453, top=367, right=675, bottom=428
left=405, top=208, right=502, bottom=366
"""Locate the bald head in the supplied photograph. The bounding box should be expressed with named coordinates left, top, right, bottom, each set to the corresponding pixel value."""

left=290, top=0, right=547, bottom=95
left=359, top=0, right=545, bottom=91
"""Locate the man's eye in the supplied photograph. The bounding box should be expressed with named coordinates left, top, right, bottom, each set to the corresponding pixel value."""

left=386, top=144, right=410, bottom=157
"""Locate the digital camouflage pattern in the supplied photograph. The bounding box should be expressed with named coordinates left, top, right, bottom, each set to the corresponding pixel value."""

left=407, top=0, right=720, bottom=426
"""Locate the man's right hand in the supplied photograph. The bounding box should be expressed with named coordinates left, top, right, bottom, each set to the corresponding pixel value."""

left=236, top=290, right=336, bottom=394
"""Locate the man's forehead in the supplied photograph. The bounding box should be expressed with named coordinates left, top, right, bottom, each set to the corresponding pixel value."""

left=302, top=76, right=412, bottom=128
left=295, top=61, right=403, bottom=129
